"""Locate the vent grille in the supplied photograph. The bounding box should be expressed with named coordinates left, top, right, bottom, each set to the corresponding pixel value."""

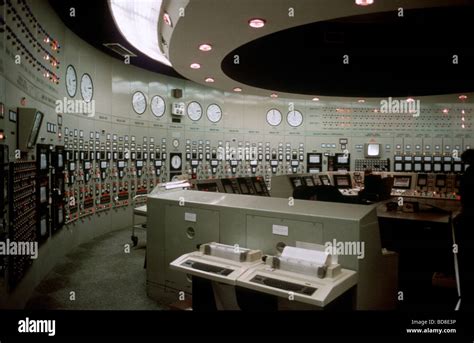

left=103, top=43, right=137, bottom=57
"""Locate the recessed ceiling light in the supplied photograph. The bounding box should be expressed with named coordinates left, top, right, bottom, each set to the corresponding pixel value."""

left=163, top=12, right=172, bottom=27
left=233, top=87, right=242, bottom=92
left=199, top=43, right=212, bottom=52
left=248, top=18, right=266, bottom=28
left=190, top=63, right=201, bottom=69
left=312, top=97, right=320, bottom=101
left=358, top=99, right=365, bottom=103
left=459, top=94, right=468, bottom=100
left=270, top=93, right=278, bottom=98
left=205, top=77, right=215, bottom=83
left=355, top=0, right=374, bottom=6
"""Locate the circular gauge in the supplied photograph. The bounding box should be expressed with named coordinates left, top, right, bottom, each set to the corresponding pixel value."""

left=266, top=109, right=282, bottom=126
left=206, top=104, right=222, bottom=123
left=187, top=101, right=202, bottom=121
left=287, top=110, right=303, bottom=127
left=151, top=95, right=165, bottom=117
left=80, top=73, right=94, bottom=102
left=172, top=139, right=180, bottom=148
left=65, top=65, right=77, bottom=97
left=132, top=91, right=147, bottom=114
left=171, top=155, right=182, bottom=169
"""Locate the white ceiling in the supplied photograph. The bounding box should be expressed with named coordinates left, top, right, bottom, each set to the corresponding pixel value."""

left=163, top=0, right=472, bottom=104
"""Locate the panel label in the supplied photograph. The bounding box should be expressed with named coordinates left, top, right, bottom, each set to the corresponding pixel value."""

left=272, top=224, right=288, bottom=236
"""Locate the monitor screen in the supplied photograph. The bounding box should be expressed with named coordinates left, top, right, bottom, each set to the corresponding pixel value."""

left=393, top=175, right=412, bottom=189
left=319, top=175, right=331, bottom=186
left=436, top=175, right=446, bottom=187
left=414, top=163, right=422, bottom=171
left=253, top=181, right=263, bottom=193
left=454, top=164, right=462, bottom=172
left=417, top=175, right=427, bottom=187
left=224, top=184, right=234, bottom=193
left=404, top=163, right=412, bottom=171
left=334, top=175, right=351, bottom=188
left=434, top=163, right=442, bottom=172
left=309, top=154, right=321, bottom=164
left=394, top=163, right=403, bottom=172
left=424, top=164, right=432, bottom=171
left=292, top=178, right=302, bottom=187
left=337, top=155, right=348, bottom=164
left=365, top=143, right=380, bottom=157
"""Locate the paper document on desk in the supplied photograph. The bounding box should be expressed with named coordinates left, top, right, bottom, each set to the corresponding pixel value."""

left=281, top=246, right=331, bottom=266
left=165, top=180, right=191, bottom=190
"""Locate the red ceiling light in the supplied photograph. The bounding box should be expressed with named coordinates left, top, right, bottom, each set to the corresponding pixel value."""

left=163, top=12, right=172, bottom=27
left=248, top=18, right=266, bottom=28
left=355, top=0, right=374, bottom=6
left=312, top=97, right=320, bottom=101
left=233, top=87, right=242, bottom=92
left=199, top=43, right=212, bottom=52
left=190, top=63, right=201, bottom=69
left=205, top=77, right=215, bottom=83
left=459, top=94, right=468, bottom=101
left=270, top=93, right=278, bottom=98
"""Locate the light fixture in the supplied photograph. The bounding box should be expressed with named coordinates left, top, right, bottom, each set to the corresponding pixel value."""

left=233, top=87, right=242, bottom=92
left=355, top=0, right=374, bottom=5
left=442, top=108, right=449, bottom=114
left=190, top=63, right=201, bottom=69
left=373, top=109, right=379, bottom=113
left=312, top=97, right=320, bottom=101
left=109, top=0, right=171, bottom=66
left=406, top=97, right=415, bottom=103
left=459, top=94, right=468, bottom=101
left=270, top=93, right=278, bottom=98
left=205, top=77, right=215, bottom=83
left=248, top=18, right=266, bottom=28
left=199, top=43, right=212, bottom=52
left=358, top=99, right=365, bottom=103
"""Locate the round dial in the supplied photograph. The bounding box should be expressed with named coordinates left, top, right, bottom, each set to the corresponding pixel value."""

left=266, top=109, right=282, bottom=126
left=132, top=91, right=147, bottom=114
left=171, top=155, right=182, bottom=169
left=80, top=73, right=93, bottom=102
left=172, top=139, right=179, bottom=148
left=151, top=95, right=165, bottom=117
left=187, top=101, right=202, bottom=121
left=287, top=110, right=303, bottom=127
left=65, top=65, right=77, bottom=97
left=206, top=104, right=222, bottom=123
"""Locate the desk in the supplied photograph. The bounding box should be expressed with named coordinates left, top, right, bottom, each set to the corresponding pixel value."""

left=377, top=198, right=460, bottom=309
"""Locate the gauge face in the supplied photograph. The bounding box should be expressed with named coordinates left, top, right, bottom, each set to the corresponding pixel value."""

left=80, top=73, right=93, bottom=102
left=266, top=109, right=282, bottom=126
left=132, top=91, right=147, bottom=114
left=66, top=65, right=77, bottom=97
left=187, top=101, right=202, bottom=121
left=172, top=139, right=179, bottom=148
left=287, top=110, right=303, bottom=127
left=171, top=155, right=182, bottom=169
left=206, top=104, right=222, bottom=123
left=151, top=95, right=165, bottom=117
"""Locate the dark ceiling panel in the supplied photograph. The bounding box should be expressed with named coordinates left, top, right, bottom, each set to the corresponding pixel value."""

left=49, top=0, right=183, bottom=79
left=222, top=6, right=474, bottom=97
